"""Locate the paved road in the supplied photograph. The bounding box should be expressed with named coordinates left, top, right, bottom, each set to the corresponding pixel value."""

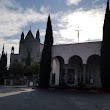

left=0, top=86, right=110, bottom=110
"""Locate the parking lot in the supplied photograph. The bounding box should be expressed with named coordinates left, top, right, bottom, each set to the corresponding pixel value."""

left=0, top=86, right=110, bottom=110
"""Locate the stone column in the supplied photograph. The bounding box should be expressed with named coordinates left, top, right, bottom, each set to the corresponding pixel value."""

left=65, top=69, right=68, bottom=84
left=4, top=79, right=7, bottom=86
left=64, top=64, right=68, bottom=84
left=83, top=64, right=87, bottom=84
left=49, top=72, right=52, bottom=85
left=10, top=79, right=13, bottom=86
left=86, top=72, right=90, bottom=85
left=50, top=62, right=53, bottom=86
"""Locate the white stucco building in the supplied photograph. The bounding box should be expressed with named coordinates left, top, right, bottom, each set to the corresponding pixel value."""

left=51, top=41, right=101, bottom=87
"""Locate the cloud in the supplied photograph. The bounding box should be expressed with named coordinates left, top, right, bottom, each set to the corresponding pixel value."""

left=40, top=6, right=49, bottom=13
left=0, top=0, right=17, bottom=9
left=0, top=0, right=48, bottom=38
left=55, top=7, right=105, bottom=43
left=66, top=0, right=82, bottom=6
left=53, top=30, right=74, bottom=44
left=37, top=5, right=105, bottom=45
left=92, top=0, right=100, bottom=4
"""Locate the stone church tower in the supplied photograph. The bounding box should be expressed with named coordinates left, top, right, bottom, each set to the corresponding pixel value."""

left=10, top=29, right=43, bottom=65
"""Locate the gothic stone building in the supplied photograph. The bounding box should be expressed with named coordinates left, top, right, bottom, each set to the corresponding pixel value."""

left=10, top=30, right=43, bottom=65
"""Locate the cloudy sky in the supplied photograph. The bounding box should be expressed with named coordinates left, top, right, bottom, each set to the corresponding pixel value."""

left=0, top=0, right=107, bottom=65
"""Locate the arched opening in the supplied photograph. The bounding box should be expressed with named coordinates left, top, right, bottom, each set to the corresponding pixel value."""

left=68, top=55, right=83, bottom=85
left=87, top=55, right=101, bottom=87
left=51, top=56, right=64, bottom=85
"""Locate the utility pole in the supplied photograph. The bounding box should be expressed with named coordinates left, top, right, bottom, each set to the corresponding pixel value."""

left=75, top=27, right=81, bottom=43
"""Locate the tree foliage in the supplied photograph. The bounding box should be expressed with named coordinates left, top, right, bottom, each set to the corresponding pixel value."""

left=24, top=62, right=40, bottom=77
left=9, top=62, right=40, bottom=79
left=39, top=15, right=53, bottom=88
left=0, top=46, right=7, bottom=80
left=9, top=63, right=23, bottom=77
left=100, top=0, right=110, bottom=88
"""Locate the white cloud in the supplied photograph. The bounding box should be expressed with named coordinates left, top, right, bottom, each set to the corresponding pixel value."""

left=53, top=30, right=74, bottom=44
left=38, top=6, right=105, bottom=45
left=66, top=0, right=82, bottom=6
left=0, top=0, right=17, bottom=9
left=92, top=0, right=100, bottom=4
left=40, top=6, right=49, bottom=13
left=56, top=7, right=105, bottom=43
left=0, top=0, right=48, bottom=38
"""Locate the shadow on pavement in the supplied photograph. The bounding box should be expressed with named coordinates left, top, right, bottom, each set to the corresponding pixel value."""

left=0, top=88, right=110, bottom=110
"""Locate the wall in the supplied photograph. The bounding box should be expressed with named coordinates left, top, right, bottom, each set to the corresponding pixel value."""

left=52, top=41, right=101, bottom=64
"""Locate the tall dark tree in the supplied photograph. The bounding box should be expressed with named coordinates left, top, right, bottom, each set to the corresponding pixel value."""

left=0, top=45, right=7, bottom=68
left=39, top=15, right=53, bottom=88
left=0, top=45, right=7, bottom=84
left=100, top=0, right=110, bottom=88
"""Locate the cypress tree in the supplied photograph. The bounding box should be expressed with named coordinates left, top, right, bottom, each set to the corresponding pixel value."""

left=101, top=0, right=110, bottom=88
left=39, top=15, right=53, bottom=88
left=0, top=45, right=7, bottom=82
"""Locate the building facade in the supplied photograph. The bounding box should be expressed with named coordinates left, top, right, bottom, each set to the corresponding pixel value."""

left=51, top=41, right=101, bottom=87
left=10, top=30, right=43, bottom=65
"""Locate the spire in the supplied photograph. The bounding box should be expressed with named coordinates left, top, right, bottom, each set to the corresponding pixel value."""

left=36, top=29, right=39, bottom=38
left=21, top=31, right=24, bottom=40
left=36, top=29, right=40, bottom=41
left=11, top=46, right=14, bottom=54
